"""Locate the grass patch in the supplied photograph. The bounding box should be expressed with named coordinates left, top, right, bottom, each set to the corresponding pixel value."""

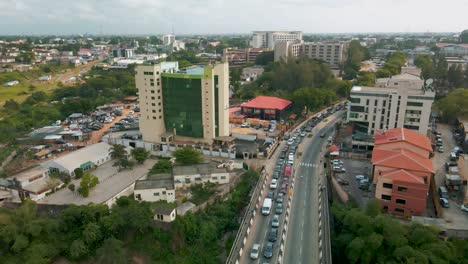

left=189, top=182, right=216, bottom=205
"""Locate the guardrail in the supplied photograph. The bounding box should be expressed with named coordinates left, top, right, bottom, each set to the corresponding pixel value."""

left=226, top=168, right=268, bottom=264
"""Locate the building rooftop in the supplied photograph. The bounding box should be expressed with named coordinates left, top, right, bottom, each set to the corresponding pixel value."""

left=371, top=148, right=434, bottom=174
left=22, top=177, right=62, bottom=194
left=374, top=128, right=433, bottom=152
left=173, top=163, right=227, bottom=176
left=30, top=126, right=63, bottom=136
left=380, top=169, right=425, bottom=184
left=8, top=166, right=48, bottom=182
left=241, top=96, right=292, bottom=111
left=154, top=206, right=176, bottom=215
left=134, top=178, right=174, bottom=190
left=41, top=142, right=111, bottom=171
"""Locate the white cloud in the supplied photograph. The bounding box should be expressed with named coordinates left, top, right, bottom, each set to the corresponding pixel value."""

left=0, top=0, right=466, bottom=34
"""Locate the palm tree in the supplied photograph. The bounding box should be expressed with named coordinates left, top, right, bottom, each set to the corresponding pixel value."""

left=110, top=144, right=126, bottom=160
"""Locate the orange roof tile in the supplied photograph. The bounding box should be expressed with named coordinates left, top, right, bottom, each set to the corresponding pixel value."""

left=380, top=169, right=425, bottom=184
left=371, top=148, right=434, bottom=173
left=241, top=96, right=292, bottom=111
left=374, top=128, right=432, bottom=152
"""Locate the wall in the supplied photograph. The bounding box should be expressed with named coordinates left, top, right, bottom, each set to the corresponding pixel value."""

left=134, top=187, right=176, bottom=202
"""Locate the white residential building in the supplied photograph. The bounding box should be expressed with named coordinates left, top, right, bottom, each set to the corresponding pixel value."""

left=347, top=72, right=435, bottom=136
left=250, top=31, right=302, bottom=49
left=5, top=166, right=62, bottom=201
left=173, top=164, right=230, bottom=189
left=154, top=207, right=176, bottom=222
left=163, top=34, right=176, bottom=45
left=134, top=174, right=176, bottom=202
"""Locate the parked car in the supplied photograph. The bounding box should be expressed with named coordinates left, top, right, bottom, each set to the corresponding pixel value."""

left=287, top=139, right=294, bottom=145
left=255, top=124, right=262, bottom=129
left=461, top=204, right=468, bottom=213
left=355, top=175, right=366, bottom=180
left=275, top=203, right=283, bottom=214
left=264, top=242, right=273, bottom=258
left=333, top=166, right=346, bottom=173
left=276, top=193, right=284, bottom=203
left=437, top=146, right=444, bottom=153
left=272, top=214, right=280, bottom=228
left=439, top=198, right=450, bottom=208
left=337, top=178, right=349, bottom=185
left=267, top=190, right=275, bottom=199
left=300, top=132, right=306, bottom=137
left=250, top=244, right=260, bottom=259
left=270, top=179, right=278, bottom=189
left=268, top=228, right=278, bottom=242
left=241, top=122, right=250, bottom=128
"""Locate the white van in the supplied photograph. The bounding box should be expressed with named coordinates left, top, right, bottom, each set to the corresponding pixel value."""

left=262, top=198, right=272, bottom=215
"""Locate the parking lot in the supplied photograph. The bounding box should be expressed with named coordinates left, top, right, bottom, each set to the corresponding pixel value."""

left=332, top=158, right=373, bottom=208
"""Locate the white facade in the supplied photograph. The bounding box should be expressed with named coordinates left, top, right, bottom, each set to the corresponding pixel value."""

left=347, top=73, right=435, bottom=135
left=274, top=40, right=348, bottom=67
left=154, top=208, right=176, bottom=222
left=173, top=165, right=230, bottom=189
left=134, top=186, right=176, bottom=202
left=250, top=31, right=302, bottom=49
left=163, top=34, right=176, bottom=45
left=7, top=166, right=63, bottom=201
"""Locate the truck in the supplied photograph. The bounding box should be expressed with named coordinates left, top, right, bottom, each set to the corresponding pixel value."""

left=262, top=198, right=272, bottom=215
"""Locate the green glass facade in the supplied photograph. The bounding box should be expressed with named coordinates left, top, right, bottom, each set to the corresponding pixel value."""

left=161, top=73, right=204, bottom=138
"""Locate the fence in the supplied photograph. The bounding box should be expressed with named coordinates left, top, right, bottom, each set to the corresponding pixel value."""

left=225, top=168, right=267, bottom=264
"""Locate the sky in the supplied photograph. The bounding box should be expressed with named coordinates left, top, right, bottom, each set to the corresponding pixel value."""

left=0, top=0, right=466, bottom=35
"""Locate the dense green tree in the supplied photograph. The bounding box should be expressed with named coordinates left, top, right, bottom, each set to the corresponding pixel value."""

left=255, top=51, right=274, bottom=65
left=436, top=88, right=468, bottom=121
left=434, top=57, right=448, bottom=86
left=149, top=159, right=173, bottom=174
left=343, top=40, right=370, bottom=80
left=74, top=168, right=84, bottom=179
left=68, top=183, right=75, bottom=192
left=95, top=237, right=127, bottom=264
left=414, top=54, right=434, bottom=79
left=78, top=173, right=99, bottom=197
left=131, top=147, right=149, bottom=164
left=356, top=72, right=376, bottom=86
left=447, top=64, right=464, bottom=88
left=110, top=144, right=127, bottom=160
left=4, top=99, right=19, bottom=110
left=173, top=147, right=203, bottom=165
left=460, top=29, right=468, bottom=44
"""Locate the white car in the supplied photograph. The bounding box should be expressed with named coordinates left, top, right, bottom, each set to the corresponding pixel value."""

left=333, top=166, right=346, bottom=173
left=250, top=244, right=260, bottom=259
left=360, top=178, right=369, bottom=184
left=355, top=175, right=366, bottom=180
left=270, top=179, right=278, bottom=189
left=332, top=160, right=343, bottom=165
left=461, top=204, right=468, bottom=213
left=300, top=132, right=306, bottom=137
left=328, top=136, right=333, bottom=142
left=287, top=139, right=294, bottom=145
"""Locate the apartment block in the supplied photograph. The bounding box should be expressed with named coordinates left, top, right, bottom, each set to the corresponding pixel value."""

left=223, top=48, right=270, bottom=67
left=250, top=31, right=302, bottom=49
left=347, top=72, right=435, bottom=136
left=274, top=40, right=348, bottom=67
left=136, top=61, right=229, bottom=144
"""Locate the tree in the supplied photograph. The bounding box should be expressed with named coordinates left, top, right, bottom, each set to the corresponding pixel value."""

left=78, top=173, right=99, bottom=197
left=460, top=29, right=468, bottom=44
left=70, top=239, right=88, bottom=260
left=414, top=54, right=434, bottom=80
left=447, top=64, right=464, bottom=88
left=173, top=147, right=203, bottom=165
left=4, top=99, right=19, bottom=110
left=68, top=183, right=75, bottom=192
left=436, top=88, right=468, bottom=121
left=255, top=51, right=274, bottom=65
left=131, top=147, right=149, bottom=164
left=74, top=168, right=84, bottom=179
left=434, top=56, right=448, bottom=86
left=343, top=40, right=370, bottom=80
left=95, top=237, right=126, bottom=264
left=356, top=72, right=376, bottom=86
left=150, top=159, right=173, bottom=174
left=110, top=144, right=126, bottom=160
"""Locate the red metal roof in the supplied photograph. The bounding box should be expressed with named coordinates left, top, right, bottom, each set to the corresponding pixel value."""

left=371, top=148, right=434, bottom=173
left=241, top=96, right=292, bottom=111
left=374, top=128, right=432, bottom=152
left=380, top=169, right=425, bottom=184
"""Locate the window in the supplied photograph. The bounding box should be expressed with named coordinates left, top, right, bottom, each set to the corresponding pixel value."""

left=211, top=176, right=218, bottom=180
left=349, top=113, right=359, bottom=119
left=220, top=176, right=227, bottom=179
left=397, top=186, right=408, bottom=192
left=151, top=96, right=155, bottom=100
left=162, top=191, right=166, bottom=195
left=195, top=177, right=202, bottom=181
left=374, top=100, right=378, bottom=106
left=153, top=192, right=160, bottom=196
left=396, top=199, right=406, bottom=204
left=151, top=90, right=155, bottom=93
left=350, top=97, right=360, bottom=104
left=366, top=99, right=370, bottom=106
left=407, top=101, right=423, bottom=107
left=383, top=183, right=393, bottom=189
left=383, top=100, right=386, bottom=107
left=381, top=194, right=391, bottom=201
left=152, top=103, right=155, bottom=106
left=395, top=208, right=404, bottom=213
left=153, top=116, right=156, bottom=120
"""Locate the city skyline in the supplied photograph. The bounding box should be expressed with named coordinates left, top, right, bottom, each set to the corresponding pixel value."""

left=1, top=0, right=466, bottom=35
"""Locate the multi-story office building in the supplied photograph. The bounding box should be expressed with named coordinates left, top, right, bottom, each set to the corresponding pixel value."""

left=136, top=61, right=229, bottom=144
left=274, top=40, right=348, bottom=67
left=250, top=31, right=302, bottom=49
left=223, top=48, right=270, bottom=67
left=163, top=34, right=176, bottom=45
left=436, top=43, right=468, bottom=57
left=347, top=72, right=435, bottom=136
left=112, top=48, right=134, bottom=58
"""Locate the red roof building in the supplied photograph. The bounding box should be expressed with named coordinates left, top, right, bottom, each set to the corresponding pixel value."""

left=241, top=96, right=292, bottom=121
left=372, top=128, right=434, bottom=217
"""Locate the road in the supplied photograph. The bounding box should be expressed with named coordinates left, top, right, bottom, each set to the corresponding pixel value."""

left=240, top=109, right=343, bottom=264
left=283, top=112, right=342, bottom=264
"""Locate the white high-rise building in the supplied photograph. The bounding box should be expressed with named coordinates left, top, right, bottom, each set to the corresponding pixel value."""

left=163, top=34, right=176, bottom=45
left=347, top=71, right=435, bottom=136
left=274, top=40, right=348, bottom=67
left=250, top=31, right=302, bottom=49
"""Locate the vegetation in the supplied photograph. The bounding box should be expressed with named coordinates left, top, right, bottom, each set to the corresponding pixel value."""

left=173, top=147, right=203, bottom=165
left=414, top=54, right=434, bottom=80
left=331, top=200, right=468, bottom=264
left=343, top=40, right=370, bottom=80
left=78, top=173, right=99, bottom=197
left=255, top=51, right=274, bottom=65
left=131, top=147, right=149, bottom=164
left=0, top=170, right=259, bottom=263
left=149, top=159, right=173, bottom=174
left=460, top=29, right=468, bottom=44
left=436, top=88, right=468, bottom=121
left=190, top=182, right=216, bottom=205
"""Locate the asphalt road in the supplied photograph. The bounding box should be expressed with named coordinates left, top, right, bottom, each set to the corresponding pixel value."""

left=283, top=113, right=342, bottom=264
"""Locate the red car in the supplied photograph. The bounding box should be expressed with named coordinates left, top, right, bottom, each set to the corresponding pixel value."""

left=284, top=166, right=292, bottom=177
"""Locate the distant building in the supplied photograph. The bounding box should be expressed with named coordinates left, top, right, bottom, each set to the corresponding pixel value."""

left=154, top=206, right=176, bottom=222
left=223, top=48, right=270, bottom=67
left=173, top=163, right=230, bottom=189
left=250, top=31, right=303, bottom=49
left=241, top=96, right=292, bottom=120
left=30, top=126, right=64, bottom=139
left=136, top=61, right=230, bottom=144
left=445, top=57, right=467, bottom=70
left=241, top=66, right=264, bottom=83
left=372, top=128, right=434, bottom=216
left=41, top=142, right=113, bottom=176
left=436, top=43, right=468, bottom=57
left=163, top=34, right=176, bottom=45
left=347, top=71, right=434, bottom=136
left=112, top=48, right=134, bottom=58
left=134, top=173, right=175, bottom=202
left=274, top=40, right=348, bottom=67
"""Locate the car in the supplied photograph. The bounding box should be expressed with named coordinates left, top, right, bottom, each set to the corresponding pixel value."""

left=300, top=132, right=306, bottom=137
left=320, top=133, right=326, bottom=138
left=436, top=141, right=443, bottom=146
left=437, top=146, right=444, bottom=153
left=241, top=122, right=251, bottom=128
left=274, top=165, right=281, bottom=173
left=355, top=174, right=366, bottom=180
left=272, top=172, right=280, bottom=179
left=268, top=228, right=278, bottom=242
left=270, top=179, right=278, bottom=189
left=284, top=134, right=290, bottom=140
left=263, top=126, right=270, bottom=131
left=439, top=198, right=450, bottom=208
left=129, top=110, right=134, bottom=115
left=267, top=190, right=274, bottom=199
left=360, top=178, right=369, bottom=184
left=287, top=139, right=294, bottom=145
left=332, top=159, right=343, bottom=165
left=337, top=178, right=349, bottom=185
left=276, top=193, right=284, bottom=203
left=333, top=166, right=346, bottom=173
left=280, top=185, right=288, bottom=194
left=250, top=244, right=260, bottom=259
left=269, top=128, right=275, bottom=132
left=275, top=203, right=283, bottom=214
left=264, top=242, right=273, bottom=258
left=327, top=136, right=333, bottom=142
left=272, top=214, right=280, bottom=228
left=255, top=124, right=262, bottom=129
left=461, top=204, right=468, bottom=213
